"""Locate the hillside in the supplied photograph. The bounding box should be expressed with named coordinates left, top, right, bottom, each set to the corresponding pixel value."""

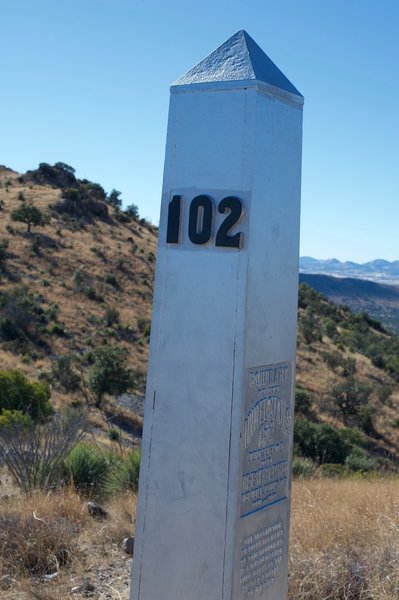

left=299, top=273, right=399, bottom=334
left=1, top=163, right=399, bottom=466
left=0, top=163, right=157, bottom=433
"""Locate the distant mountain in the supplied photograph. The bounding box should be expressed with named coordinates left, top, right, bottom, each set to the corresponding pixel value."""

left=300, top=257, right=399, bottom=283
left=299, top=273, right=399, bottom=334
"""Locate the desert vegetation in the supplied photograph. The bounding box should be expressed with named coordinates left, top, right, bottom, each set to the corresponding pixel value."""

left=2, top=164, right=399, bottom=597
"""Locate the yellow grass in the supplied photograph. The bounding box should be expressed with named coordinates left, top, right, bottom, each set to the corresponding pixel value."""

left=1, top=479, right=399, bottom=598
left=0, top=488, right=135, bottom=599
left=289, top=478, right=399, bottom=599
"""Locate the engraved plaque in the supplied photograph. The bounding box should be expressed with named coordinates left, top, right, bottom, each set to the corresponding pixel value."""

left=234, top=361, right=293, bottom=599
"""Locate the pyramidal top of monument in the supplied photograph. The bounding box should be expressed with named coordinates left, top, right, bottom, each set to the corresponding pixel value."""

left=173, top=30, right=302, bottom=98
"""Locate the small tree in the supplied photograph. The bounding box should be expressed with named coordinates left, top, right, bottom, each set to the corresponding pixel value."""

left=88, top=345, right=136, bottom=408
left=125, top=203, right=140, bottom=219
left=330, top=378, right=371, bottom=425
left=11, top=203, right=50, bottom=232
left=107, top=189, right=122, bottom=210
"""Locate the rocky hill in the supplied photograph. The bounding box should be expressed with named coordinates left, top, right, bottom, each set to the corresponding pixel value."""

left=0, top=163, right=156, bottom=434
left=1, top=163, right=399, bottom=467
left=299, top=273, right=399, bottom=335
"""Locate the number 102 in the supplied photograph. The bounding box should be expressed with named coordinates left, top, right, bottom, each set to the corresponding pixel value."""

left=166, top=194, right=244, bottom=249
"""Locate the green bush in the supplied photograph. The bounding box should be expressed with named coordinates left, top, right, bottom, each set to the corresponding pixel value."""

left=295, top=386, right=312, bottom=414
left=299, top=308, right=322, bottom=344
left=357, top=403, right=375, bottom=435
left=65, top=444, right=111, bottom=499
left=0, top=370, right=52, bottom=420
left=0, top=409, right=32, bottom=429
left=324, top=318, right=337, bottom=338
left=137, top=317, right=151, bottom=342
left=294, top=417, right=358, bottom=465
left=51, top=355, right=81, bottom=392
left=345, top=447, right=377, bottom=472
left=104, top=273, right=119, bottom=288
left=88, top=345, right=136, bottom=408
left=48, top=322, right=65, bottom=336
left=313, top=423, right=350, bottom=464
left=0, top=286, right=45, bottom=341
left=108, top=427, right=121, bottom=442
left=125, top=204, right=139, bottom=219
left=104, top=306, right=120, bottom=327
left=107, top=449, right=141, bottom=494
left=292, top=457, right=316, bottom=478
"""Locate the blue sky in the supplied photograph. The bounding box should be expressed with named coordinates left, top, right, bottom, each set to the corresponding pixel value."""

left=1, top=0, right=398, bottom=262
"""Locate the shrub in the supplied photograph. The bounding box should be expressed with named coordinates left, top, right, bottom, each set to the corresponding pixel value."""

left=51, top=355, right=81, bottom=392
left=345, top=447, right=377, bottom=472
left=107, top=189, right=122, bottom=210
left=378, top=384, right=393, bottom=404
left=65, top=443, right=111, bottom=499
left=88, top=345, right=136, bottom=408
left=104, top=273, right=119, bottom=288
left=72, top=269, right=84, bottom=288
left=294, top=417, right=317, bottom=458
left=108, top=427, right=121, bottom=442
left=299, top=308, right=322, bottom=344
left=0, top=285, right=45, bottom=341
left=0, top=409, right=32, bottom=429
left=295, top=386, right=312, bottom=414
left=122, top=449, right=141, bottom=491
left=125, top=203, right=140, bottom=219
left=357, top=403, right=376, bottom=435
left=104, top=305, right=120, bottom=326
left=137, top=316, right=151, bottom=342
left=83, top=285, right=103, bottom=302
left=292, top=457, right=316, bottom=478
left=294, top=417, right=357, bottom=465
left=321, top=350, right=343, bottom=371
left=313, top=423, right=350, bottom=464
left=107, top=448, right=141, bottom=494
left=324, top=318, right=337, bottom=338
left=48, top=322, right=65, bottom=336
left=0, top=369, right=52, bottom=420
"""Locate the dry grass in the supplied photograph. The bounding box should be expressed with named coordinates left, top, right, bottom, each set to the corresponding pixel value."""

left=0, top=487, right=135, bottom=599
left=289, top=478, right=399, bottom=599
left=1, top=476, right=399, bottom=598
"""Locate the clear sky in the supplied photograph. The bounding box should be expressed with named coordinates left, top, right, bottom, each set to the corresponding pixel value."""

left=1, top=0, right=398, bottom=263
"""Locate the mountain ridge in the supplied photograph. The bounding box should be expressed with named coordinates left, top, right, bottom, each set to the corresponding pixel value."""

left=300, top=256, right=399, bottom=283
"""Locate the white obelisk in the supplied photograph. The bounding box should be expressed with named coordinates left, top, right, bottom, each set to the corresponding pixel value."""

left=130, top=30, right=303, bottom=600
